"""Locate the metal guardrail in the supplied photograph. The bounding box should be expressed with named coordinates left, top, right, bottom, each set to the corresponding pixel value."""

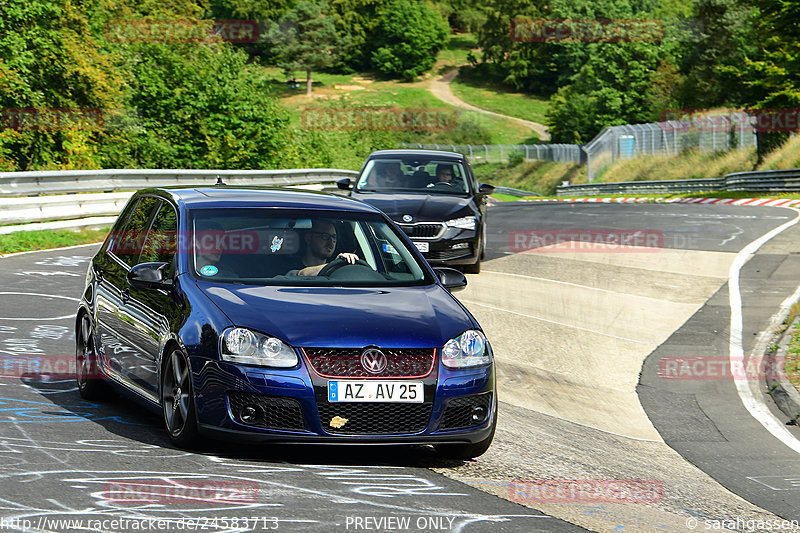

left=0, top=169, right=358, bottom=227
left=557, top=168, right=800, bottom=196
left=0, top=168, right=358, bottom=197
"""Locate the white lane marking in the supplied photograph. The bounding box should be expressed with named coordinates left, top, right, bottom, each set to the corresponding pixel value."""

left=0, top=292, right=79, bottom=321
left=459, top=299, right=652, bottom=345
left=729, top=207, right=800, bottom=454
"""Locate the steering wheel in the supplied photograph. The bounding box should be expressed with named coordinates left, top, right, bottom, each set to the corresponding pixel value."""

left=434, top=181, right=455, bottom=188
left=317, top=257, right=372, bottom=277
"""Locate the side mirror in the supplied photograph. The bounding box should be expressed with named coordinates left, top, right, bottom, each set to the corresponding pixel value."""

left=127, top=262, right=172, bottom=290
left=434, top=267, right=467, bottom=292
left=336, top=178, right=353, bottom=191
left=478, top=183, right=495, bottom=195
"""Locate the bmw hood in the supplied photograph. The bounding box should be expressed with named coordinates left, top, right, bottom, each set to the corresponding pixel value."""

left=197, top=281, right=475, bottom=348
left=354, top=192, right=474, bottom=222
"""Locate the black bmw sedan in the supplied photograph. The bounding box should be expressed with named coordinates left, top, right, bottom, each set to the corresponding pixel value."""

left=338, top=150, right=495, bottom=274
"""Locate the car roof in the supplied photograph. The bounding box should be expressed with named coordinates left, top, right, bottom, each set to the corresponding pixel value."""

left=366, top=149, right=465, bottom=160
left=144, top=186, right=382, bottom=213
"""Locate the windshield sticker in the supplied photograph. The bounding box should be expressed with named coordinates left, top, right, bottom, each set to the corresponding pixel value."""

left=382, top=243, right=399, bottom=255
left=200, top=265, right=218, bottom=276
left=270, top=236, right=284, bottom=253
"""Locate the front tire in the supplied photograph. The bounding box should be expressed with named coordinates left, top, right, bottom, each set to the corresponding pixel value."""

left=76, top=314, right=105, bottom=400
left=462, top=260, right=481, bottom=274
left=161, top=348, right=199, bottom=448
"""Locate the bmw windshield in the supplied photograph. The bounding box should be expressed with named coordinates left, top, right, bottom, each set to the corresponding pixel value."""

left=188, top=209, right=434, bottom=286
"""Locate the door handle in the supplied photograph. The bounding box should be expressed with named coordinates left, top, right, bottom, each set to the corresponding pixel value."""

left=121, top=289, right=131, bottom=304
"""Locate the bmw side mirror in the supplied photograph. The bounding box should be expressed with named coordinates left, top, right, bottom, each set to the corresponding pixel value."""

left=128, top=262, right=172, bottom=290
left=336, top=178, right=353, bottom=191
left=434, top=267, right=467, bottom=292
left=478, top=183, right=495, bottom=195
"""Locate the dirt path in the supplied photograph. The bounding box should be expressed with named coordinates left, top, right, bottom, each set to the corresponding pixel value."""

left=429, top=68, right=551, bottom=141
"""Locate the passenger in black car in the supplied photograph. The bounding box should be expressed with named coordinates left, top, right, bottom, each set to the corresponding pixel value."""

left=288, top=219, right=360, bottom=276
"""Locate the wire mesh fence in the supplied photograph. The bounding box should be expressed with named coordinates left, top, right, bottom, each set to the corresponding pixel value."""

left=400, top=112, right=759, bottom=182
left=582, top=112, right=758, bottom=181
left=396, top=143, right=583, bottom=165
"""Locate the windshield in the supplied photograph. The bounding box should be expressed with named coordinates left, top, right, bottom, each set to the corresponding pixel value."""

left=355, top=158, right=469, bottom=194
left=188, top=209, right=433, bottom=287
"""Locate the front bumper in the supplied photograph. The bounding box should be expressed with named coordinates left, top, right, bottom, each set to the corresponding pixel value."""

left=190, top=356, right=496, bottom=445
left=408, top=227, right=480, bottom=266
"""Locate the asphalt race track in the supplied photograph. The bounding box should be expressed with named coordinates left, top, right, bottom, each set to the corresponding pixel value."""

left=0, top=201, right=799, bottom=532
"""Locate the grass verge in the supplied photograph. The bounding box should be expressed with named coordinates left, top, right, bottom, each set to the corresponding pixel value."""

left=786, top=321, right=800, bottom=396
left=450, top=66, right=549, bottom=124
left=0, top=228, right=108, bottom=255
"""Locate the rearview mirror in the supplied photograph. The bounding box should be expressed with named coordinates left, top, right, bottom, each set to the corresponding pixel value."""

left=336, top=178, right=352, bottom=191
left=478, top=183, right=495, bottom=195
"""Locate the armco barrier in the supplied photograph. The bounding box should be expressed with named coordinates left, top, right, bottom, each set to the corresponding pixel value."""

left=0, top=169, right=358, bottom=227
left=557, top=168, right=800, bottom=196
left=0, top=168, right=357, bottom=197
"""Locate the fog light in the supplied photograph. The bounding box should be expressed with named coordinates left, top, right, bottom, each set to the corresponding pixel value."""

left=240, top=405, right=260, bottom=424
left=471, top=405, right=487, bottom=423
left=451, top=242, right=470, bottom=250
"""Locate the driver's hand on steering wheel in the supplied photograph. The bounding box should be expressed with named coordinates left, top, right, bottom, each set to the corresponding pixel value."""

left=337, top=252, right=359, bottom=264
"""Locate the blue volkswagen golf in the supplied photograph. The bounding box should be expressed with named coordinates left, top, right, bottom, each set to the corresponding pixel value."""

left=75, top=186, right=496, bottom=459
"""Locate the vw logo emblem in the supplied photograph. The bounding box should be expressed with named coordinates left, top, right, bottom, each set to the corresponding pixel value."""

left=402, top=214, right=413, bottom=223
left=361, top=348, right=387, bottom=374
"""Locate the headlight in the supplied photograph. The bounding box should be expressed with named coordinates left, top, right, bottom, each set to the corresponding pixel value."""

left=220, top=328, right=298, bottom=368
left=445, top=216, right=476, bottom=230
left=442, top=330, right=490, bottom=368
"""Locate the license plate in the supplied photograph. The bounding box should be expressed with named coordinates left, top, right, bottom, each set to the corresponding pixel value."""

left=413, top=241, right=429, bottom=252
left=328, top=380, right=423, bottom=403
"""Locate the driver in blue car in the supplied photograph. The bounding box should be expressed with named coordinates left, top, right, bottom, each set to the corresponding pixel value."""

left=288, top=219, right=360, bottom=276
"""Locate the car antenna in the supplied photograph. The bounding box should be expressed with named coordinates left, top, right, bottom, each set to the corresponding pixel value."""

left=215, top=175, right=226, bottom=186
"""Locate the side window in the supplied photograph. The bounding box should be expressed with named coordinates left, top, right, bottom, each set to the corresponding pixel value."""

left=139, top=202, right=178, bottom=266
left=110, top=196, right=161, bottom=268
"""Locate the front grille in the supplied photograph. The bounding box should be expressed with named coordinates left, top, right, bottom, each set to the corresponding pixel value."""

left=439, top=392, right=492, bottom=430
left=317, top=401, right=433, bottom=434
left=398, top=223, right=444, bottom=239
left=228, top=392, right=305, bottom=430
left=425, top=247, right=472, bottom=261
left=302, top=348, right=435, bottom=378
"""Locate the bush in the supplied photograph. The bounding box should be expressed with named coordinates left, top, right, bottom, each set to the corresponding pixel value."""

left=370, top=0, right=449, bottom=81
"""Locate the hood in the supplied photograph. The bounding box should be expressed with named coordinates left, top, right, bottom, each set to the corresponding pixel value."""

left=354, top=192, right=474, bottom=222
left=197, top=281, right=474, bottom=348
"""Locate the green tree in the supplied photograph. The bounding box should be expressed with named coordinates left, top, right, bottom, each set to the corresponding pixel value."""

left=678, top=0, right=759, bottom=107
left=370, top=0, right=449, bottom=81
left=546, top=41, right=665, bottom=143
left=744, top=0, right=800, bottom=161
left=0, top=0, right=124, bottom=170
left=329, top=0, right=388, bottom=71
left=266, top=1, right=342, bottom=95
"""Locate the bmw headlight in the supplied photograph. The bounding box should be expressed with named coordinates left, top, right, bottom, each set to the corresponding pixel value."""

left=220, top=328, right=298, bottom=368
left=445, top=216, right=476, bottom=230
left=442, top=330, right=490, bottom=368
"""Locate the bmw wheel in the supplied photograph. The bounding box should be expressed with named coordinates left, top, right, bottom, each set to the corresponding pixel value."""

left=161, top=348, right=199, bottom=448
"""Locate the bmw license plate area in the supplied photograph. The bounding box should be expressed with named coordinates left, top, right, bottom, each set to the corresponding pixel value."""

left=328, top=380, right=423, bottom=403
left=413, top=241, right=429, bottom=252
